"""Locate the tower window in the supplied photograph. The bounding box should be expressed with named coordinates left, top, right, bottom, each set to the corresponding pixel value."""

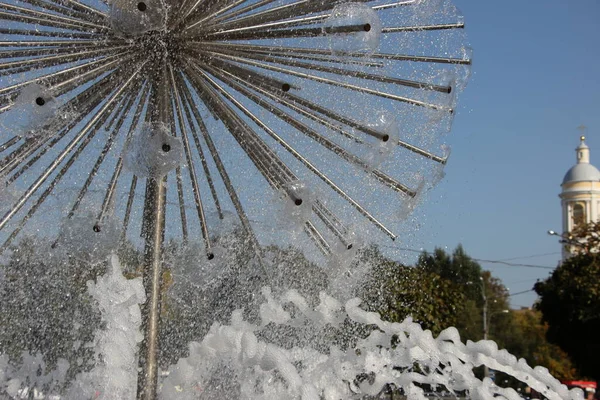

left=573, top=203, right=585, bottom=226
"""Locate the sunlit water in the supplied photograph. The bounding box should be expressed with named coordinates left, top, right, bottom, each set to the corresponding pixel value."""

left=0, top=255, right=584, bottom=400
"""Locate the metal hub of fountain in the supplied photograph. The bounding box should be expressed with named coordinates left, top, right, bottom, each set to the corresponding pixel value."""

left=138, top=31, right=175, bottom=56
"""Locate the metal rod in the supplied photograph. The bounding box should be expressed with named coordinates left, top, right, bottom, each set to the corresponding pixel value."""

left=66, top=92, right=136, bottom=219
left=202, top=59, right=363, bottom=142
left=0, top=136, right=19, bottom=153
left=175, top=167, right=188, bottom=242
left=47, top=0, right=109, bottom=20
left=304, top=220, right=331, bottom=256
left=202, top=0, right=277, bottom=25
left=0, top=4, right=108, bottom=32
left=200, top=22, right=371, bottom=41
left=0, top=28, right=104, bottom=39
left=178, top=69, right=270, bottom=264
left=313, top=200, right=353, bottom=249
left=0, top=51, right=130, bottom=97
left=20, top=0, right=107, bottom=24
left=166, top=89, right=189, bottom=244
left=184, top=63, right=298, bottom=190
left=215, top=65, right=447, bottom=163
left=177, top=0, right=208, bottom=25
left=137, top=173, right=167, bottom=400
left=0, top=43, right=119, bottom=59
left=226, top=47, right=384, bottom=67
left=121, top=176, right=138, bottom=241
left=193, top=64, right=397, bottom=240
left=187, top=41, right=471, bottom=65
left=201, top=45, right=451, bottom=93
left=192, top=0, right=349, bottom=34
left=202, top=57, right=298, bottom=93
left=180, top=0, right=245, bottom=30
left=206, top=51, right=451, bottom=112
left=203, top=0, right=414, bottom=30
left=0, top=63, right=144, bottom=231
left=0, top=93, right=119, bottom=252
left=177, top=72, right=254, bottom=235
left=202, top=62, right=415, bottom=196
left=98, top=84, right=150, bottom=223
left=0, top=1, right=108, bottom=29
left=187, top=75, right=295, bottom=187
left=372, top=0, right=417, bottom=10
left=0, top=72, right=120, bottom=177
left=170, top=66, right=214, bottom=254
left=137, top=60, right=169, bottom=400
left=174, top=73, right=224, bottom=220
left=196, top=0, right=406, bottom=38
left=382, top=22, right=465, bottom=33
left=52, top=53, right=136, bottom=96
left=7, top=127, right=73, bottom=185
left=0, top=47, right=131, bottom=74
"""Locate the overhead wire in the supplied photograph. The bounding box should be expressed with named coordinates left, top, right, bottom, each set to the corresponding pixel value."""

left=509, top=289, right=535, bottom=297
left=380, top=244, right=557, bottom=270
left=497, top=252, right=561, bottom=261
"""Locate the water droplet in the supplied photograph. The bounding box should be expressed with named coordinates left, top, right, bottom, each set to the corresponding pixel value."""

left=124, top=122, right=183, bottom=178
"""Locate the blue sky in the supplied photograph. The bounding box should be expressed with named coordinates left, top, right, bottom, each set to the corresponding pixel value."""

left=399, top=0, right=600, bottom=308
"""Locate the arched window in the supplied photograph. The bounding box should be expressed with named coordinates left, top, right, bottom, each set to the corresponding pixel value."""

left=573, top=203, right=585, bottom=226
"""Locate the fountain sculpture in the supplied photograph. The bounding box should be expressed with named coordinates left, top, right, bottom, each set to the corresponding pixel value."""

left=0, top=0, right=583, bottom=399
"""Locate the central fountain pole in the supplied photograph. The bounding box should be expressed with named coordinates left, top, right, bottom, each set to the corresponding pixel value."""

left=137, top=56, right=170, bottom=400
left=137, top=177, right=166, bottom=400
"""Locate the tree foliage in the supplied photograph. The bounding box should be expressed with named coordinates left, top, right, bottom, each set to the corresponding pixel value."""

left=568, top=220, right=600, bottom=255
left=503, top=309, right=577, bottom=382
left=359, top=245, right=467, bottom=335
left=534, top=251, right=600, bottom=380
left=415, top=246, right=512, bottom=343
left=418, top=245, right=482, bottom=293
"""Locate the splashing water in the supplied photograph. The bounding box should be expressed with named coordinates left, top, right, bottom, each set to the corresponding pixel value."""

left=0, top=253, right=585, bottom=400
left=160, top=287, right=583, bottom=400
left=66, top=255, right=144, bottom=400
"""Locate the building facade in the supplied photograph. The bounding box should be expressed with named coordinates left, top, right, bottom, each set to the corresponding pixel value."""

left=559, top=136, right=600, bottom=258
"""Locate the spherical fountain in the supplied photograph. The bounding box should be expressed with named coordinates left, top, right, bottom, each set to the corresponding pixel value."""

left=0, top=1, right=583, bottom=399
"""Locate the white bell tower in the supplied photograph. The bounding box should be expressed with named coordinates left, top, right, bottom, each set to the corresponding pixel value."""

left=559, top=134, right=600, bottom=258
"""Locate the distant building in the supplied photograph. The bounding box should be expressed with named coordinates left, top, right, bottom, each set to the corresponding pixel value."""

left=559, top=136, right=600, bottom=259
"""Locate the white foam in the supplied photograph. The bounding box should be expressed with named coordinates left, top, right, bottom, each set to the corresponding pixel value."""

left=66, top=255, right=145, bottom=399
left=160, top=289, right=581, bottom=400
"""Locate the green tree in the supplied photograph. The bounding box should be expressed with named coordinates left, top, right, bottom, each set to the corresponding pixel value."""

left=418, top=244, right=482, bottom=300
left=416, top=245, right=512, bottom=344
left=505, top=309, right=577, bottom=381
left=534, top=251, right=600, bottom=381
left=359, top=245, right=467, bottom=335
left=567, top=220, right=600, bottom=256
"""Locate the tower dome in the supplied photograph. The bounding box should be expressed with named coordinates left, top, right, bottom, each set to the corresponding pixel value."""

left=562, top=136, right=600, bottom=185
